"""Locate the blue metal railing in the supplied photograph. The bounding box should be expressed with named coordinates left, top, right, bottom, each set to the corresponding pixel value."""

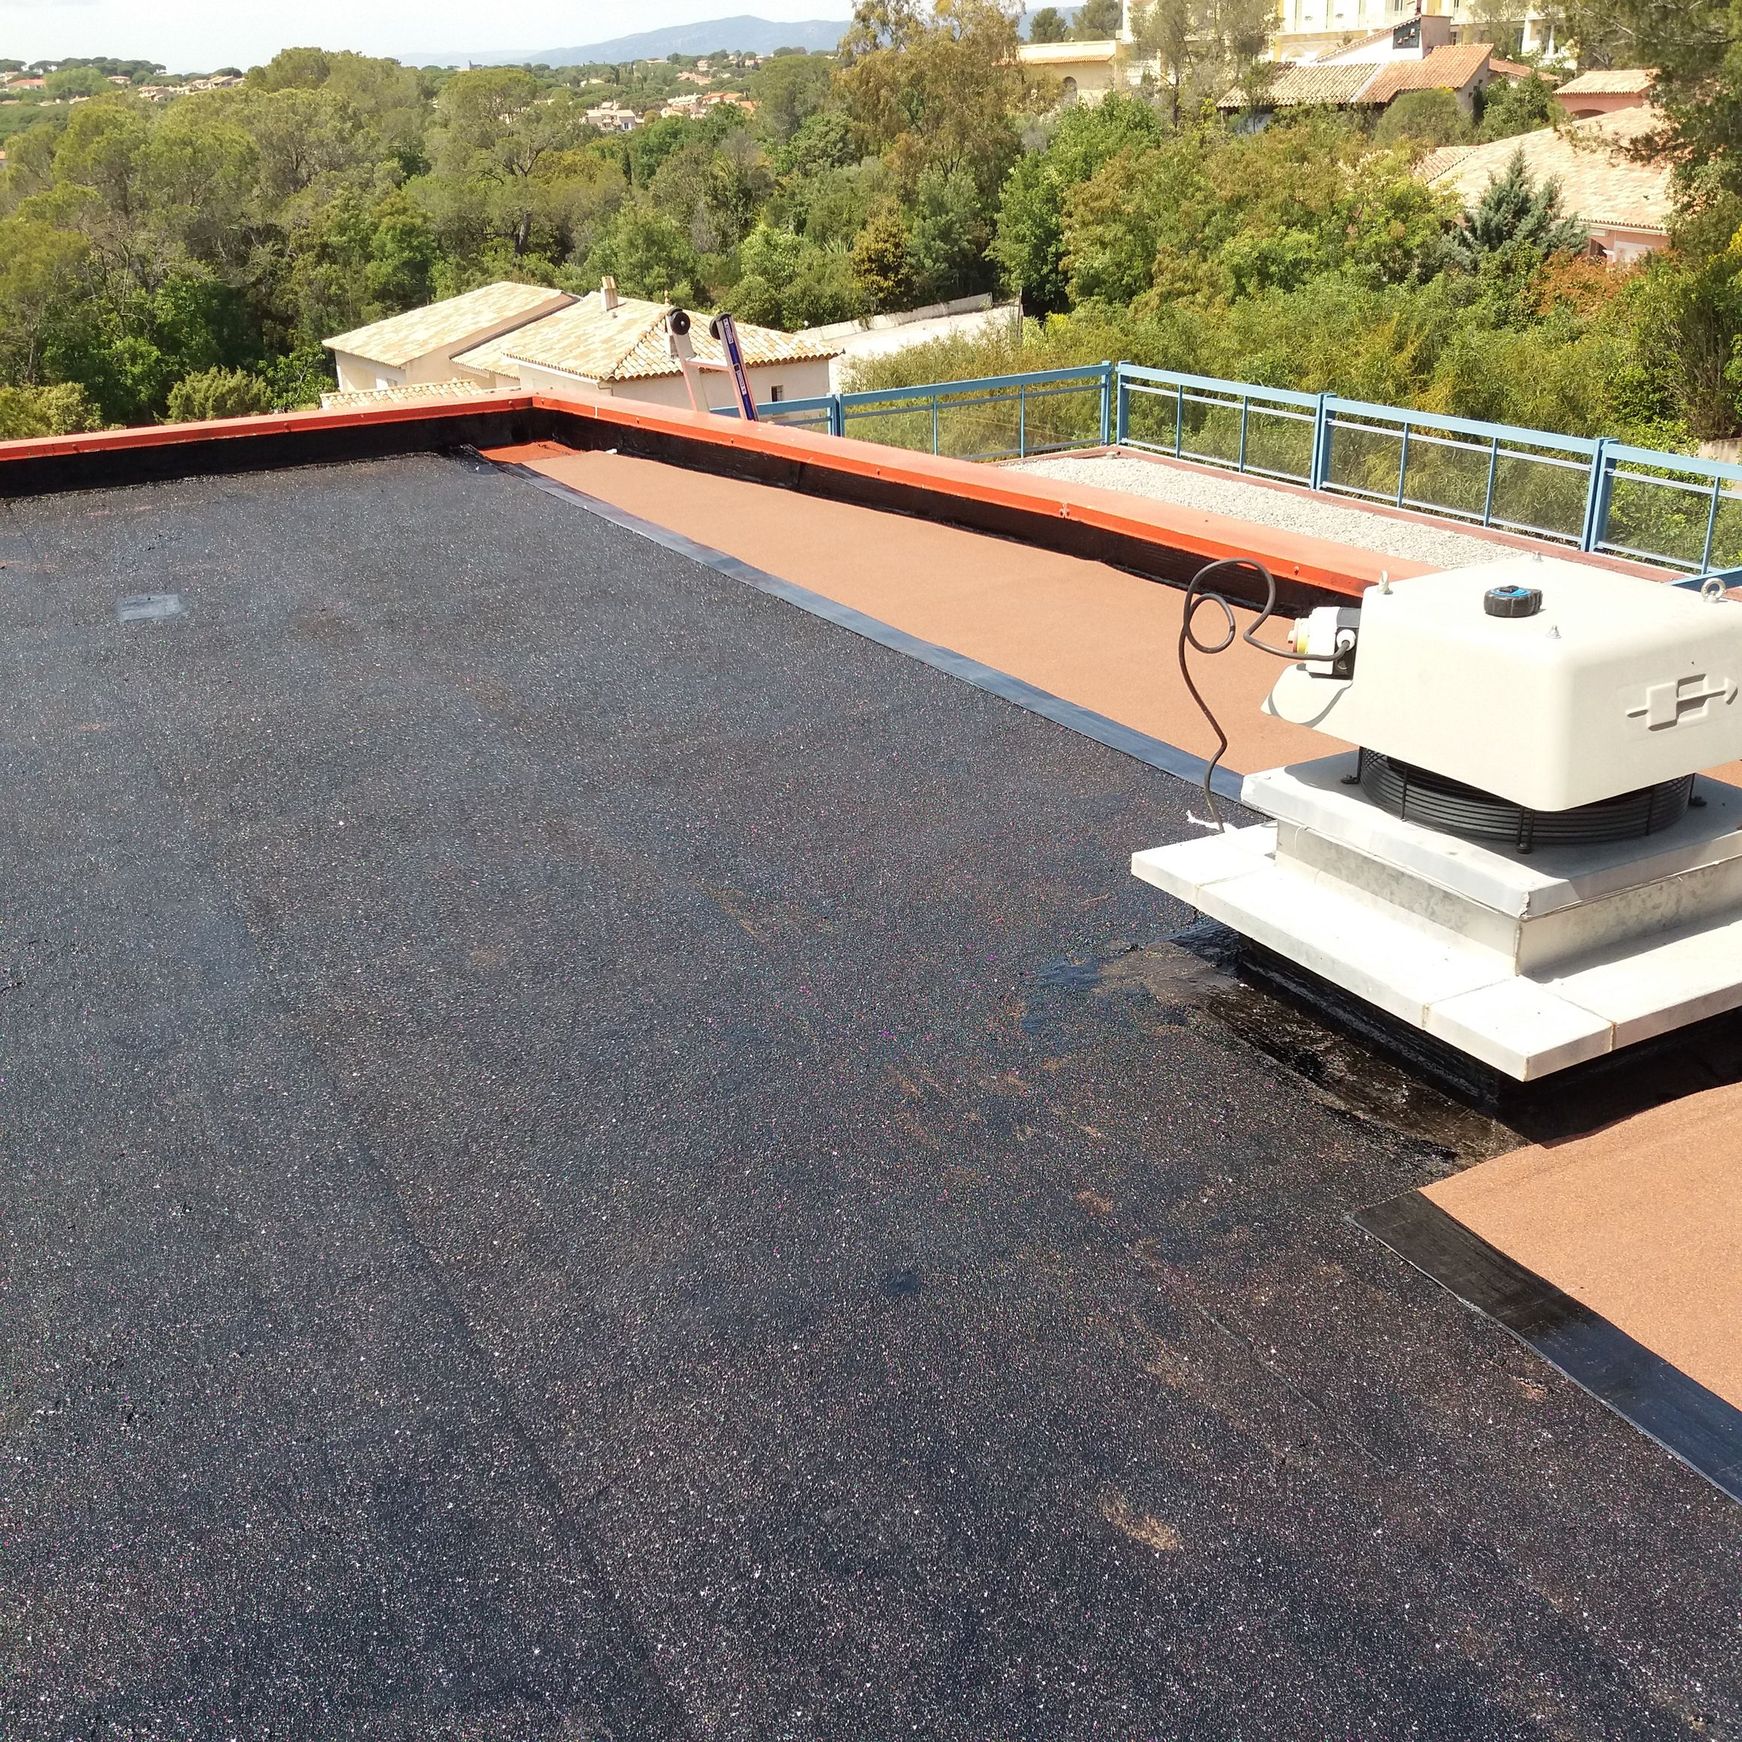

left=743, top=364, right=1114, bottom=462
left=728, top=360, right=1742, bottom=577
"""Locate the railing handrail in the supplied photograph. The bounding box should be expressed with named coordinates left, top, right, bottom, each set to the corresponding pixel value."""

left=1601, top=441, right=1742, bottom=484
left=1320, top=393, right=1601, bottom=458
left=838, top=363, right=1109, bottom=410
left=1118, top=364, right=1320, bottom=411
left=735, top=357, right=1742, bottom=573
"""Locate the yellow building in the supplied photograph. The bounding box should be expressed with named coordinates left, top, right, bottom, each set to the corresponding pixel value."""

left=1272, top=0, right=1558, bottom=64
left=1016, top=37, right=1124, bottom=103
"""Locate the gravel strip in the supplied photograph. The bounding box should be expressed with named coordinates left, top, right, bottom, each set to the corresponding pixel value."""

left=1014, top=452, right=1517, bottom=571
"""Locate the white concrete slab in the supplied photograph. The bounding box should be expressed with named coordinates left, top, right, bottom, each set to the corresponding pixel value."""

left=1149, top=847, right=1512, bottom=1030
left=1425, top=979, right=1614, bottom=1081
left=1551, top=911, right=1742, bottom=1050
left=1132, top=818, right=1742, bottom=1077
left=1131, top=826, right=1272, bottom=901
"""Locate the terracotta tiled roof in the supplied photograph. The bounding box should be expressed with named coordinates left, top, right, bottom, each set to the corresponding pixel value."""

left=318, top=380, right=502, bottom=411
left=1556, top=67, right=1655, bottom=96
left=324, top=282, right=574, bottom=369
left=486, top=290, right=841, bottom=384
left=1415, top=143, right=1479, bottom=181
left=1219, top=61, right=1379, bottom=110
left=1422, top=106, right=1673, bottom=234
left=1362, top=44, right=1493, bottom=105
left=1487, top=57, right=1547, bottom=81
left=447, top=325, right=538, bottom=382
left=1312, top=25, right=1399, bottom=60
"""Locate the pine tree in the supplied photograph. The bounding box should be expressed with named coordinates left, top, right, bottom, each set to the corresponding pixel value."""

left=1447, top=151, right=1588, bottom=270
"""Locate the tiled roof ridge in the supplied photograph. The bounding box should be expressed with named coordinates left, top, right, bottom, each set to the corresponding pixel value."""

left=324, top=281, right=574, bottom=370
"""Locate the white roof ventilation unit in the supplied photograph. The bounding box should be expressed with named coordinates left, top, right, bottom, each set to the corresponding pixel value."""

left=1133, top=556, right=1742, bottom=1080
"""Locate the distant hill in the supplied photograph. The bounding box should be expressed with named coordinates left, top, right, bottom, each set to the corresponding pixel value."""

left=412, top=15, right=851, bottom=68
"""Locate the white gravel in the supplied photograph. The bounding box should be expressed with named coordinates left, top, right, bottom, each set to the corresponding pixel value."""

left=1013, top=452, right=1512, bottom=572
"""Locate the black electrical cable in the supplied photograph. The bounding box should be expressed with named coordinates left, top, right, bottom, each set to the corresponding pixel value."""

left=1178, top=557, right=1335, bottom=830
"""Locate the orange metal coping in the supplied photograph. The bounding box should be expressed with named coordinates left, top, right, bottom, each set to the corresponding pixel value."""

left=0, top=389, right=539, bottom=460
left=523, top=392, right=1427, bottom=599
left=0, top=386, right=1421, bottom=600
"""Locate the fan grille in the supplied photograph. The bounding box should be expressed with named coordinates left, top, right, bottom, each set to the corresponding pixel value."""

left=1356, top=749, right=1694, bottom=851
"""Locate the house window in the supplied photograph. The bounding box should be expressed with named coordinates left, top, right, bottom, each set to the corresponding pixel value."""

left=769, top=384, right=785, bottom=403
left=1061, top=76, right=1079, bottom=102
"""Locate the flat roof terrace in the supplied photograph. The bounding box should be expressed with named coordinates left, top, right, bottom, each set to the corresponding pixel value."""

left=3, top=432, right=1741, bottom=1736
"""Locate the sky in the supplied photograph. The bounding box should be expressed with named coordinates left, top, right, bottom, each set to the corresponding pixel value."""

left=0, top=0, right=855, bottom=71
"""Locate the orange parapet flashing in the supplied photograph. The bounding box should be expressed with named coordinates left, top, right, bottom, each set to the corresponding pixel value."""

left=520, top=390, right=1423, bottom=600
left=0, top=389, right=540, bottom=462
left=0, top=382, right=1411, bottom=601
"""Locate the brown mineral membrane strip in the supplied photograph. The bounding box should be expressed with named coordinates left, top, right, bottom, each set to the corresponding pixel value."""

left=1423, top=1080, right=1742, bottom=1410
left=492, top=444, right=1742, bottom=790
left=484, top=442, right=1346, bottom=778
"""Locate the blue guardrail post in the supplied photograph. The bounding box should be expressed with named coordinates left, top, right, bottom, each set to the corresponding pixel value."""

left=1099, top=361, right=1113, bottom=447
left=1310, top=392, right=1332, bottom=492
left=1580, top=438, right=1611, bottom=551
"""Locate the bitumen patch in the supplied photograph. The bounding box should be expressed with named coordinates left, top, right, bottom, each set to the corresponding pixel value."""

left=1, top=455, right=1739, bottom=1740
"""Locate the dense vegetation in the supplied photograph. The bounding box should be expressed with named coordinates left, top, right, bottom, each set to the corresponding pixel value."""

left=2, top=0, right=1740, bottom=454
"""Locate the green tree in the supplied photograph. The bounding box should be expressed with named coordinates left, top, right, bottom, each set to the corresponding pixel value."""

left=245, top=86, right=362, bottom=201
left=258, top=344, right=335, bottom=410
left=430, top=70, right=594, bottom=255
left=783, top=244, right=860, bottom=324
left=908, top=164, right=993, bottom=300
left=1130, top=0, right=1272, bottom=127
left=778, top=107, right=859, bottom=179
left=1060, top=116, right=1456, bottom=308
left=0, top=215, right=91, bottom=382
left=1028, top=7, right=1070, bottom=41
left=1477, top=72, right=1557, bottom=142
left=165, top=365, right=273, bottom=421
left=1374, top=89, right=1473, bottom=148
left=1447, top=151, right=1587, bottom=271
left=837, top=0, right=1027, bottom=200
left=0, top=380, right=102, bottom=437
left=991, top=92, right=1164, bottom=310
left=586, top=203, right=703, bottom=301
left=850, top=201, right=917, bottom=310
left=1072, top=0, right=1123, bottom=35
left=245, top=47, right=333, bottom=91
left=749, top=52, right=834, bottom=144
left=1621, top=228, right=1742, bottom=440
left=650, top=132, right=769, bottom=253
left=45, top=67, right=111, bottom=100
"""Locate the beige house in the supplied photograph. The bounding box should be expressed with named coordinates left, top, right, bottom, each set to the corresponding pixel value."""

left=324, top=281, right=575, bottom=395
left=1419, top=105, right=1673, bottom=262
left=1359, top=40, right=1496, bottom=115
left=325, top=280, right=841, bottom=413
left=1554, top=68, right=1654, bottom=118
left=1017, top=38, right=1123, bottom=104
left=452, top=285, right=840, bottom=411
left=1016, top=0, right=1154, bottom=105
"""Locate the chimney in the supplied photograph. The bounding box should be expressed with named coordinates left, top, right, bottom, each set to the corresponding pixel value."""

left=601, top=276, right=619, bottom=312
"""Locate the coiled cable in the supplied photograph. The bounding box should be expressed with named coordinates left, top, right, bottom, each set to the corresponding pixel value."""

left=1178, top=557, right=1334, bottom=829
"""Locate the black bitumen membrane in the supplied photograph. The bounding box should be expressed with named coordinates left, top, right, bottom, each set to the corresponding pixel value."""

left=2, top=452, right=1739, bottom=1740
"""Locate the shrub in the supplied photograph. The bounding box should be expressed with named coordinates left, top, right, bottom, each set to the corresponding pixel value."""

left=1374, top=90, right=1472, bottom=149
left=164, top=367, right=274, bottom=423
left=0, top=381, right=103, bottom=438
